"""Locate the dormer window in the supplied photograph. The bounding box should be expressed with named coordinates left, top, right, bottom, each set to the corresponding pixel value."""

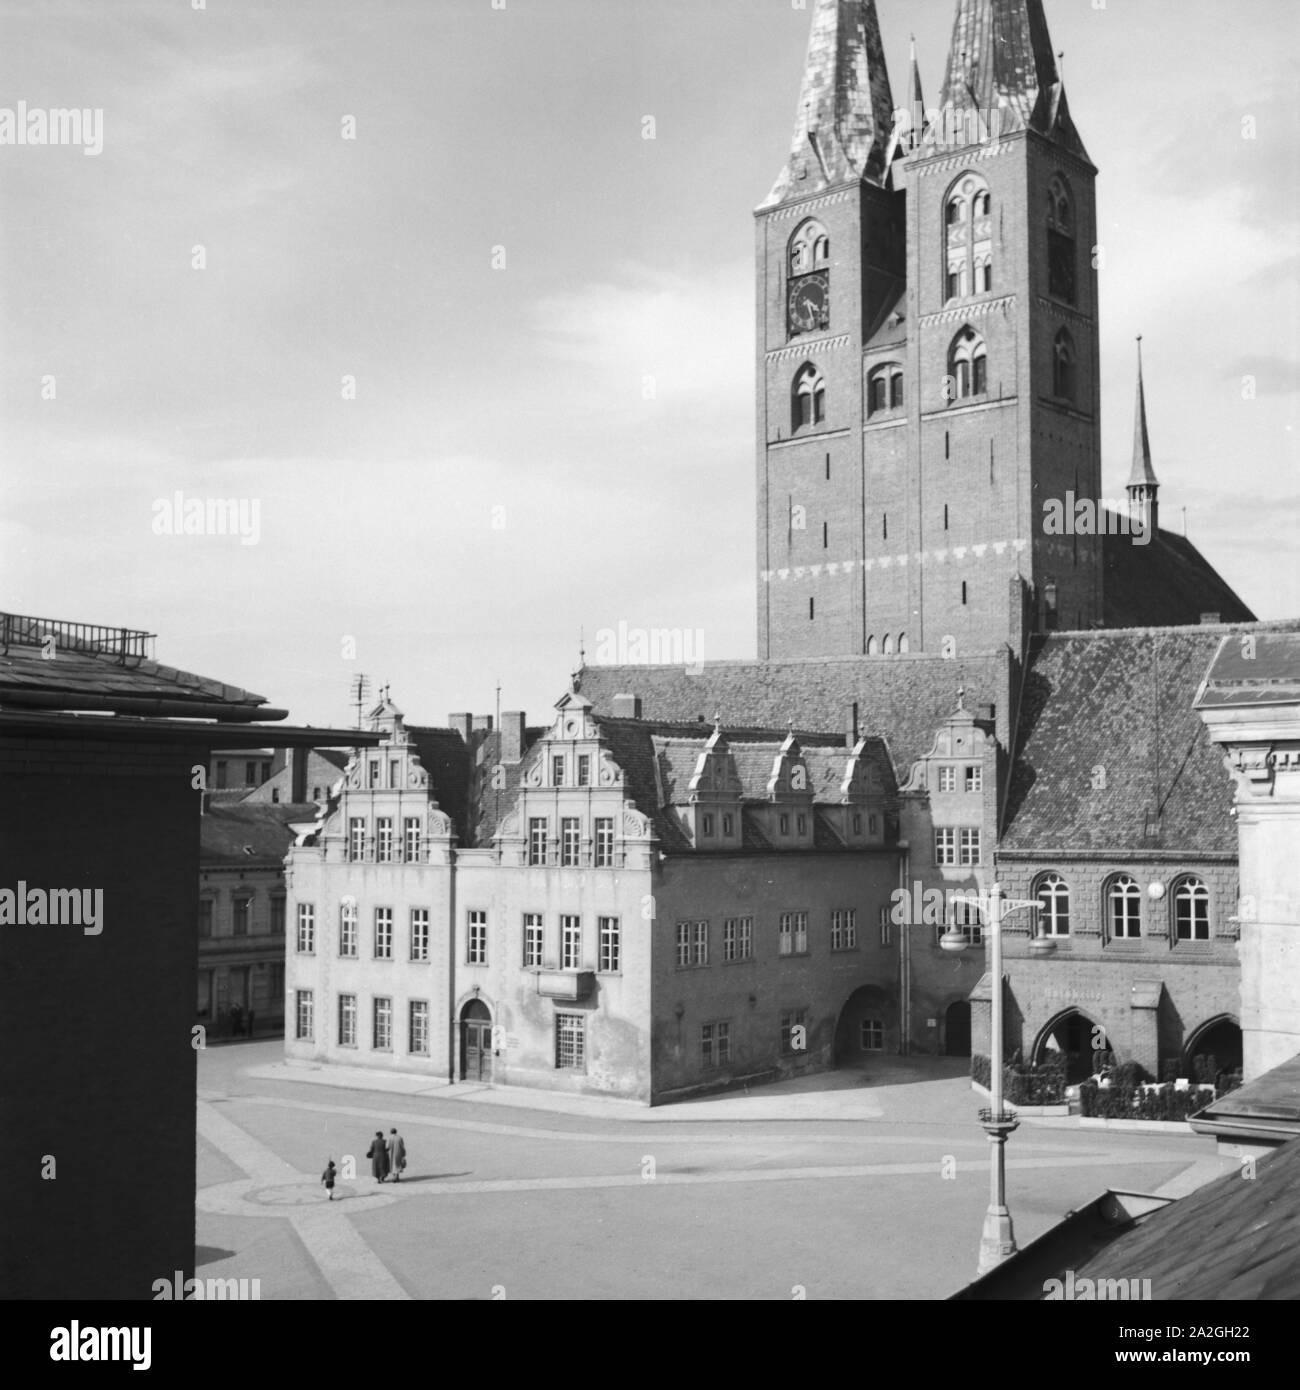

left=552, top=754, right=565, bottom=786
left=938, top=766, right=956, bottom=792
left=577, top=754, right=591, bottom=787
left=796, top=813, right=808, bottom=836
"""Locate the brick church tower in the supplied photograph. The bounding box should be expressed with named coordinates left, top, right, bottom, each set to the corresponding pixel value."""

left=756, top=0, right=1103, bottom=661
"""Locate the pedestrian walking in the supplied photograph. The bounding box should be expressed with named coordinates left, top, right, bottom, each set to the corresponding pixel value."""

left=387, top=1127, right=407, bottom=1182
left=321, top=1159, right=337, bottom=1200
left=366, top=1130, right=390, bottom=1183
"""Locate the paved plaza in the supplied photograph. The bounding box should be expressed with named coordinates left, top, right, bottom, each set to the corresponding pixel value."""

left=196, top=1042, right=1223, bottom=1300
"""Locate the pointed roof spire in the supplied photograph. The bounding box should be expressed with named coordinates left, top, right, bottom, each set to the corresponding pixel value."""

left=906, top=34, right=927, bottom=152
left=762, top=0, right=896, bottom=208
left=1129, top=337, right=1159, bottom=489
left=938, top=0, right=1088, bottom=158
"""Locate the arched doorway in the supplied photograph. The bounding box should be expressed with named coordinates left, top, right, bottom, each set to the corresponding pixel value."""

left=1034, top=1009, right=1108, bottom=1084
left=834, top=984, right=894, bottom=1064
left=460, top=998, right=493, bottom=1082
left=944, top=1001, right=971, bottom=1057
left=1183, top=1016, right=1242, bottom=1079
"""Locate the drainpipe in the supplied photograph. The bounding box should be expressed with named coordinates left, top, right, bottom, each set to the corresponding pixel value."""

left=447, top=842, right=457, bottom=1086
left=898, top=843, right=911, bottom=1056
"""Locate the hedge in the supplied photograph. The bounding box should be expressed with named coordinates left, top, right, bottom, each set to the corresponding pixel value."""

left=971, top=1053, right=1067, bottom=1105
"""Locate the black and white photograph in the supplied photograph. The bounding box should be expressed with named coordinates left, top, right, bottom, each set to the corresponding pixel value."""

left=2, top=0, right=1298, bottom=1340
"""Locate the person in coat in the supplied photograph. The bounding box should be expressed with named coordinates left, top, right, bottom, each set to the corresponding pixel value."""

left=387, top=1128, right=407, bottom=1181
left=366, top=1131, right=390, bottom=1182
left=321, top=1159, right=337, bottom=1200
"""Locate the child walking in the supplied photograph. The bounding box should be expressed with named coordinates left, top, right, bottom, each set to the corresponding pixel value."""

left=321, top=1159, right=337, bottom=1200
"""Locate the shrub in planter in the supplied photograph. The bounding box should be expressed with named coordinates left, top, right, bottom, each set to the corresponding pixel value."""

left=1111, top=1060, right=1149, bottom=1089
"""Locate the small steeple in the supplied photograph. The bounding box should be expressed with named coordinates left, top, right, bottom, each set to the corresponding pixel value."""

left=762, top=0, right=896, bottom=208
left=906, top=34, right=927, bottom=152
left=938, top=0, right=1088, bottom=158
left=1127, top=337, right=1160, bottom=535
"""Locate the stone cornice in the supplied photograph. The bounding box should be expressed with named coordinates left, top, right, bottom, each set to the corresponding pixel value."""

left=767, top=333, right=852, bottom=363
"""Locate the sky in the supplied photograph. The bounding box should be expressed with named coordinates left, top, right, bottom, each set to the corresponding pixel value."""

left=1, top=0, right=1297, bottom=730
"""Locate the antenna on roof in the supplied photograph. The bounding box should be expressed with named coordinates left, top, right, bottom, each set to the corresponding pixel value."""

left=350, top=673, right=371, bottom=730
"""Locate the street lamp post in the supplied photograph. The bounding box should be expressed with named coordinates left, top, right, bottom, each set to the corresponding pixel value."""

left=941, top=882, right=1056, bottom=1276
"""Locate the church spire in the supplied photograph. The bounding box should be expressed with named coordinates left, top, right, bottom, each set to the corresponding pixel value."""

left=939, top=0, right=1088, bottom=158
left=1127, top=338, right=1160, bottom=535
left=906, top=34, right=927, bottom=152
left=762, top=0, right=896, bottom=208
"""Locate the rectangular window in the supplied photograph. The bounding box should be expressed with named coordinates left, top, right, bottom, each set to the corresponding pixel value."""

left=702, top=813, right=714, bottom=837
left=594, top=817, right=615, bottom=868
left=938, top=766, right=957, bottom=793
left=233, top=896, right=251, bottom=936
left=349, top=818, right=366, bottom=861
left=339, top=900, right=358, bottom=958
left=368, top=760, right=380, bottom=788
left=861, top=1019, right=884, bottom=1051
left=199, top=899, right=213, bottom=940
left=831, top=909, right=857, bottom=951
left=552, top=754, right=565, bottom=787
left=556, top=1012, right=585, bottom=1071
left=935, top=828, right=957, bottom=865
left=852, top=813, right=863, bottom=836
left=245, top=760, right=256, bottom=785
left=780, top=1009, right=807, bottom=1055
left=701, top=1021, right=732, bottom=1068
left=467, top=910, right=488, bottom=965
left=577, top=754, right=591, bottom=787
left=296, top=902, right=315, bottom=954
left=523, top=913, right=544, bottom=968
left=561, top=915, right=581, bottom=970
left=410, top=908, right=429, bottom=962
left=528, top=818, right=548, bottom=867
left=598, top=916, right=620, bottom=974
left=965, top=765, right=983, bottom=793
left=215, top=760, right=228, bottom=790
left=947, top=896, right=983, bottom=946
left=409, top=1000, right=429, bottom=1055
left=796, top=813, right=807, bottom=836
left=959, top=828, right=982, bottom=866
left=879, top=906, right=893, bottom=947
left=373, top=997, right=392, bottom=1050
left=376, top=818, right=394, bottom=863
left=404, top=818, right=422, bottom=863
left=723, top=916, right=753, bottom=962
left=676, top=921, right=690, bottom=968
left=270, top=896, right=285, bottom=937
left=779, top=813, right=790, bottom=835
left=692, top=920, right=708, bottom=966
left=561, top=817, right=581, bottom=868
left=779, top=911, right=808, bottom=956
left=295, top=989, right=314, bottom=1041
left=338, top=993, right=357, bottom=1047
left=389, top=759, right=399, bottom=789
left=374, top=907, right=393, bottom=960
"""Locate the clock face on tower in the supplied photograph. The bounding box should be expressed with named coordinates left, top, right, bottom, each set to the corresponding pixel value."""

left=787, top=272, right=829, bottom=336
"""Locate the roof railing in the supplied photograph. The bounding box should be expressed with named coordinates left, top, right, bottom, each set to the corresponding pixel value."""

left=0, top=611, right=156, bottom=663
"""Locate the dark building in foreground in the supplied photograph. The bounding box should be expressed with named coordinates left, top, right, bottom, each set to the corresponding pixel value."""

left=0, top=610, right=373, bottom=1299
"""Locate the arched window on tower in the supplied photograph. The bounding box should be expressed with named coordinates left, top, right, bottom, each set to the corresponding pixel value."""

left=867, top=636, right=879, bottom=656
left=944, top=175, right=992, bottom=305
left=882, top=634, right=895, bottom=656
left=948, top=327, right=988, bottom=401
left=898, top=633, right=909, bottom=654
left=1047, top=173, right=1077, bottom=305
left=792, top=363, right=825, bottom=432
left=868, top=363, right=904, bottom=416
left=789, top=219, right=830, bottom=276
left=1053, top=328, right=1077, bottom=402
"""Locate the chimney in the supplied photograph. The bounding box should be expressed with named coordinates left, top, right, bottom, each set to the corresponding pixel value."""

left=472, top=715, right=494, bottom=735
left=501, top=712, right=527, bottom=763
left=290, top=748, right=308, bottom=804
left=449, top=713, right=473, bottom=743
left=845, top=701, right=860, bottom=749
left=611, top=693, right=642, bottom=719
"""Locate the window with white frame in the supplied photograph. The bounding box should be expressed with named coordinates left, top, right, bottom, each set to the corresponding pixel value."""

left=879, top=906, right=893, bottom=947
left=946, top=895, right=983, bottom=946
left=340, top=900, right=358, bottom=957
left=561, top=915, right=581, bottom=970
left=577, top=754, right=591, bottom=787
left=556, top=1012, right=585, bottom=1070
left=1108, top=875, right=1142, bottom=939
left=561, top=817, right=581, bottom=868
left=410, top=908, right=429, bottom=962
left=938, top=766, right=957, bottom=793
left=675, top=922, right=690, bottom=968
left=779, top=911, right=808, bottom=956
left=523, top=912, right=544, bottom=968
left=348, top=818, right=366, bottom=861
left=528, top=817, right=548, bottom=866
left=598, top=916, right=620, bottom=974
left=296, top=902, right=315, bottom=954
left=965, top=765, right=982, bottom=793
left=404, top=817, right=422, bottom=863
left=409, top=1000, right=429, bottom=1055
left=935, top=828, right=957, bottom=865
left=959, top=828, right=982, bottom=866
left=551, top=754, right=565, bottom=786
left=701, top=1021, right=731, bottom=1068
left=374, top=907, right=393, bottom=959
left=373, top=997, right=392, bottom=1050
left=377, top=818, right=394, bottom=863
left=861, top=1018, right=884, bottom=1051
left=467, top=910, right=487, bottom=964
left=723, top=916, right=753, bottom=962
left=295, top=989, right=314, bottom=1041
left=1174, top=877, right=1210, bottom=941
left=338, top=993, right=357, bottom=1047
left=831, top=909, right=857, bottom=951
left=691, top=920, right=708, bottom=966
left=594, top=817, right=615, bottom=868
left=1036, top=873, right=1070, bottom=936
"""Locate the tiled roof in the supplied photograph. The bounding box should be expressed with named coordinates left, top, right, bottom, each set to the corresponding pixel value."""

left=578, top=653, right=1011, bottom=780
left=1102, top=529, right=1256, bottom=630
left=1193, top=1054, right=1300, bottom=1140
left=407, top=726, right=474, bottom=842
left=200, top=803, right=317, bottom=866
left=1065, top=1135, right=1300, bottom=1300
left=1000, top=625, right=1300, bottom=854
